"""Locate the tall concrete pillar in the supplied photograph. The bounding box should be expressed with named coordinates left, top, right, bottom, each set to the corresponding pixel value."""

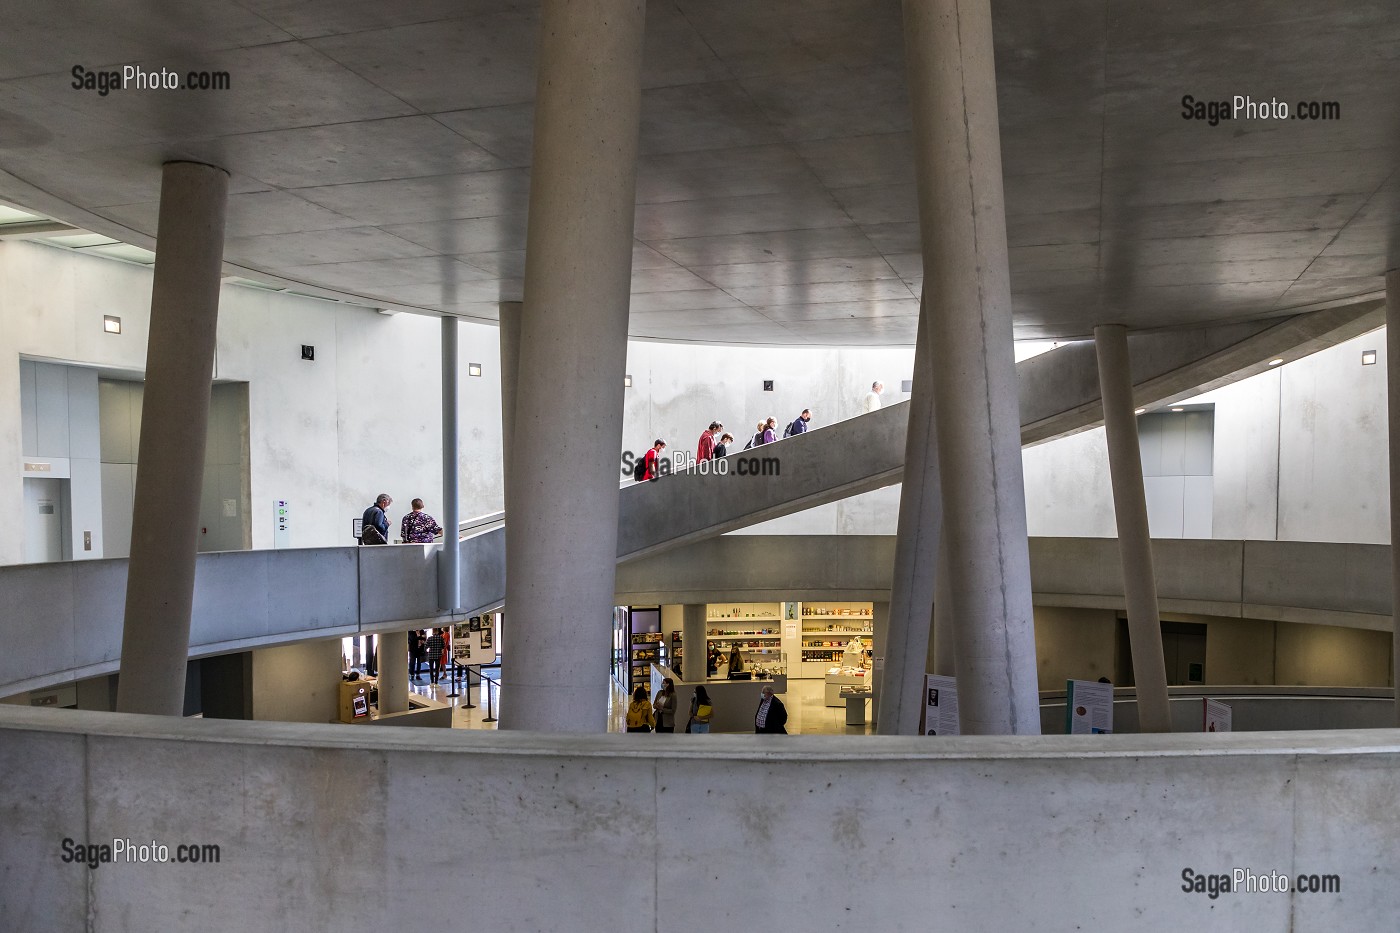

left=498, top=301, right=522, bottom=494
left=499, top=0, right=646, bottom=732
left=378, top=630, right=409, bottom=714
left=878, top=304, right=940, bottom=735
left=931, top=542, right=956, bottom=676
left=439, top=315, right=461, bottom=611
left=870, top=601, right=890, bottom=723
left=115, top=161, right=228, bottom=717
left=904, top=0, right=1040, bottom=734
left=1094, top=324, right=1172, bottom=733
left=682, top=604, right=707, bottom=683
left=1386, top=269, right=1400, bottom=725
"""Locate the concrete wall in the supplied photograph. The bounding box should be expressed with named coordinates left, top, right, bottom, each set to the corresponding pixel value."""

left=18, top=360, right=102, bottom=560
left=1033, top=606, right=1117, bottom=690
left=251, top=639, right=344, bottom=724
left=1275, top=622, right=1392, bottom=687
left=3, top=708, right=1398, bottom=931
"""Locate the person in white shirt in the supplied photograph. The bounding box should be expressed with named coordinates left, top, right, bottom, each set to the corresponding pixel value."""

left=863, top=381, right=884, bottom=413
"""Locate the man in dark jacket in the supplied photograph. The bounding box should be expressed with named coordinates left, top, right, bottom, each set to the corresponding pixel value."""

left=754, top=686, right=788, bottom=733
left=785, top=409, right=811, bottom=437
left=361, top=493, right=392, bottom=544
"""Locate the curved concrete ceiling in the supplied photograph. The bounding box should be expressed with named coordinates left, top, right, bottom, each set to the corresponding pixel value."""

left=0, top=1, right=1396, bottom=344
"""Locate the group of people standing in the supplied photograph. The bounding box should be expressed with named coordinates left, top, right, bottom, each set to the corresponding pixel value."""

left=626, top=680, right=715, bottom=734
left=360, top=493, right=446, bottom=545
left=407, top=628, right=449, bottom=685
left=624, top=680, right=788, bottom=734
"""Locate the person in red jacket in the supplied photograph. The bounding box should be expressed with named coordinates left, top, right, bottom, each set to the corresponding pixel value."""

left=697, top=422, right=721, bottom=461
left=644, top=439, right=666, bottom=481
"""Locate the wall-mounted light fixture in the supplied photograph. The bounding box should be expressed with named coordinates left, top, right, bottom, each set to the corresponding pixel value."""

left=102, top=315, right=121, bottom=334
left=763, top=380, right=774, bottom=391
left=301, top=345, right=314, bottom=361
left=1267, top=358, right=1284, bottom=367
left=624, top=374, right=633, bottom=388
left=1362, top=350, right=1377, bottom=366
left=468, top=363, right=482, bottom=377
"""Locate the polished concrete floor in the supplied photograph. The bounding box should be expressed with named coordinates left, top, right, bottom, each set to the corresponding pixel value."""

left=409, top=669, right=875, bottom=735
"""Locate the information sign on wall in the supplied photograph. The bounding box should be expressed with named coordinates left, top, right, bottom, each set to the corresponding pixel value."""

left=1203, top=698, right=1232, bottom=732
left=1065, top=679, right=1114, bottom=734
left=273, top=499, right=291, bottom=548
left=924, top=674, right=960, bottom=736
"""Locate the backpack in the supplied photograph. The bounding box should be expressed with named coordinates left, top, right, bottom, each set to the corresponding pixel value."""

left=784, top=418, right=801, bottom=438
left=633, top=456, right=647, bottom=482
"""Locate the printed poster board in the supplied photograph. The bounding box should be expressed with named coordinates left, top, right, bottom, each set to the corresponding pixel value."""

left=1065, top=679, right=1113, bottom=734
left=1203, top=698, right=1232, bottom=732
left=924, top=674, right=960, bottom=736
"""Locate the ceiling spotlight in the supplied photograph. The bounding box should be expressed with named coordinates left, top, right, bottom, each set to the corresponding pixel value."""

left=1171, top=407, right=1185, bottom=413
left=1362, top=350, right=1377, bottom=366
left=1134, top=408, right=1146, bottom=415
left=468, top=362, right=482, bottom=377
left=102, top=315, right=121, bottom=334
left=1268, top=358, right=1284, bottom=367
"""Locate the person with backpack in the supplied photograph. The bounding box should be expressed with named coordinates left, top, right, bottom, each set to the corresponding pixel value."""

left=743, top=421, right=765, bottom=450
left=783, top=410, right=812, bottom=438
left=762, top=417, right=778, bottom=445
left=360, top=493, right=392, bottom=544
left=642, top=439, right=666, bottom=481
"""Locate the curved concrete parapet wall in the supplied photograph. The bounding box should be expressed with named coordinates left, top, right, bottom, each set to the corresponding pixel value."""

left=2, top=707, right=1398, bottom=931
left=1, top=536, right=1393, bottom=697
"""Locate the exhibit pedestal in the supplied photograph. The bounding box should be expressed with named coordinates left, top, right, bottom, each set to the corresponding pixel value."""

left=825, top=670, right=868, bottom=707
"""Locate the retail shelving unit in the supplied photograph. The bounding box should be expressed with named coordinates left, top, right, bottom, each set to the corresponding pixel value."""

left=798, top=602, right=874, bottom=678
left=706, top=601, right=783, bottom=672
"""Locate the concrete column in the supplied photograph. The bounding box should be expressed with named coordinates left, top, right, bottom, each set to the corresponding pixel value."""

left=931, top=540, right=956, bottom=676
left=904, top=0, right=1040, bottom=734
left=498, top=301, right=522, bottom=494
left=682, top=604, right=707, bottom=683
left=878, top=303, right=940, bottom=735
left=870, top=601, right=890, bottom=723
left=439, top=316, right=461, bottom=611
left=1386, top=269, right=1400, bottom=725
left=434, top=316, right=462, bottom=610
left=378, top=630, right=409, bottom=714
left=499, top=0, right=646, bottom=732
left=1094, top=324, right=1172, bottom=733
left=115, top=161, right=228, bottom=717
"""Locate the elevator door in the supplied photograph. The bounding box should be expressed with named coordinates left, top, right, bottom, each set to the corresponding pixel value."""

left=23, top=477, right=66, bottom=562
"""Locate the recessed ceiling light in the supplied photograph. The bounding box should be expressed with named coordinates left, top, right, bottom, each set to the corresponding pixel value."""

left=1362, top=350, right=1377, bottom=366
left=1268, top=358, right=1284, bottom=367
left=468, top=362, right=482, bottom=377
left=102, top=315, right=121, bottom=334
left=1134, top=408, right=1146, bottom=415
left=1171, top=407, right=1184, bottom=412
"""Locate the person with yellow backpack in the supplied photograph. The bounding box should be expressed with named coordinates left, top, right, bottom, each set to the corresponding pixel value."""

left=626, top=685, right=655, bottom=732
left=687, top=686, right=714, bottom=734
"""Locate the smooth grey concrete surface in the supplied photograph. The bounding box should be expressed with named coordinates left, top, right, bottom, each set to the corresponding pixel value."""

left=438, top=315, right=460, bottom=611
left=1, top=5, right=1396, bottom=344
left=116, top=162, right=229, bottom=716
left=501, top=0, right=646, bottom=732
left=497, top=301, right=521, bottom=500
left=880, top=304, right=939, bottom=735
left=1389, top=270, right=1400, bottom=723
left=906, top=0, right=1038, bottom=734
left=682, top=604, right=706, bottom=682
left=378, top=630, right=409, bottom=714
left=4, top=706, right=1400, bottom=931
left=1096, top=324, right=1172, bottom=732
